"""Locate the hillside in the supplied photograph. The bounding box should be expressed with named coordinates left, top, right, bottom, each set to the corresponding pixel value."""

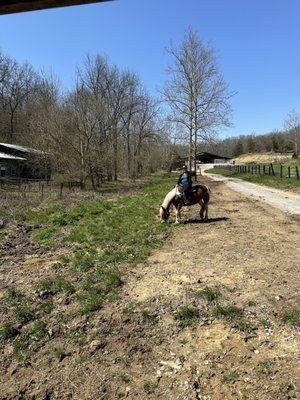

left=233, top=152, right=294, bottom=164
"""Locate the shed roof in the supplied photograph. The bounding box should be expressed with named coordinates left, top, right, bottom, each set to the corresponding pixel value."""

left=0, top=143, right=44, bottom=155
left=0, top=152, right=26, bottom=160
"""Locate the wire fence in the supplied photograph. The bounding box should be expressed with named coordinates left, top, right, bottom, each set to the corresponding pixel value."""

left=215, top=163, right=300, bottom=180
left=0, top=178, right=84, bottom=211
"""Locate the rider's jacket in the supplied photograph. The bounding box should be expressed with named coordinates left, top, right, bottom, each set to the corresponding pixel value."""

left=177, top=171, right=192, bottom=187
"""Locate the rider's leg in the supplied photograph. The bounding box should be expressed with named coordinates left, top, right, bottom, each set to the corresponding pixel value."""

left=182, top=184, right=189, bottom=203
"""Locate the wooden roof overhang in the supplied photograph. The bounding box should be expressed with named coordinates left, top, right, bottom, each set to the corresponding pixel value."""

left=0, top=0, right=112, bottom=15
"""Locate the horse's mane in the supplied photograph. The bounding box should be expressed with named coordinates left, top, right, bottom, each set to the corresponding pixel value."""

left=161, top=187, right=178, bottom=210
left=192, top=184, right=210, bottom=192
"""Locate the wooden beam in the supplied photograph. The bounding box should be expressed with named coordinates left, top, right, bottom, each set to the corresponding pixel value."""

left=0, top=0, right=112, bottom=15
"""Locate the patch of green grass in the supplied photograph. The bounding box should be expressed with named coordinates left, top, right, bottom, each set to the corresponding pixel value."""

left=76, top=290, right=103, bottom=315
left=51, top=345, right=65, bottom=361
left=212, top=304, right=253, bottom=332
left=77, top=266, right=122, bottom=314
left=14, top=303, right=35, bottom=324
left=120, top=374, right=131, bottom=384
left=174, top=306, right=200, bottom=327
left=281, top=307, right=300, bottom=326
left=27, top=320, right=48, bottom=341
left=198, top=286, right=221, bottom=302
left=12, top=320, right=48, bottom=362
left=31, top=226, right=58, bottom=245
left=0, top=322, right=18, bottom=344
left=179, top=337, right=188, bottom=345
left=143, top=381, right=156, bottom=394
left=221, top=370, right=240, bottom=383
left=279, top=381, right=292, bottom=394
left=35, top=275, right=75, bottom=296
left=65, top=328, right=85, bottom=344
left=140, top=310, right=158, bottom=326
left=213, top=304, right=242, bottom=320
left=3, top=287, right=24, bottom=305
left=36, top=299, right=54, bottom=316
left=13, top=337, right=30, bottom=363
left=258, top=359, right=273, bottom=374
left=268, top=297, right=277, bottom=305
left=1, top=287, right=36, bottom=327
left=70, top=249, right=97, bottom=272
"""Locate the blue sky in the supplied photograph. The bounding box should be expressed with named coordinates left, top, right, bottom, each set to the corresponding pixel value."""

left=0, top=0, right=299, bottom=138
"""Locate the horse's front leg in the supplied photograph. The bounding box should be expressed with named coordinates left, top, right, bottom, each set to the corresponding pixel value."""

left=200, top=200, right=208, bottom=221
left=175, top=206, right=181, bottom=224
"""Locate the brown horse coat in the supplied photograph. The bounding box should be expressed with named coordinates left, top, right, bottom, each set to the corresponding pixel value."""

left=159, top=184, right=210, bottom=223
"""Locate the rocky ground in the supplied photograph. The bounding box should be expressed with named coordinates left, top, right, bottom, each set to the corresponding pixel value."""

left=0, top=177, right=299, bottom=399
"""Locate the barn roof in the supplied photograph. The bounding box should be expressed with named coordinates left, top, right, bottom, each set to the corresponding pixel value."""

left=0, top=143, right=44, bottom=155
left=0, top=0, right=112, bottom=15
left=181, top=152, right=231, bottom=161
left=0, top=151, right=26, bottom=160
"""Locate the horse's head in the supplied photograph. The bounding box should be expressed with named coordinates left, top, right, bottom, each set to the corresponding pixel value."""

left=159, top=205, right=170, bottom=222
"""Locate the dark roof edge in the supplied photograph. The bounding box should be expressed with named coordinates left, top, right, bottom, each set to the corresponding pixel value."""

left=0, top=0, right=113, bottom=15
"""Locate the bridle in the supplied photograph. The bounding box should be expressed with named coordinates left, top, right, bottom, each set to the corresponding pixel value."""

left=160, top=205, right=170, bottom=220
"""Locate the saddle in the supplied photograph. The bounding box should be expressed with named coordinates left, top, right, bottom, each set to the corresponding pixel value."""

left=176, top=184, right=197, bottom=204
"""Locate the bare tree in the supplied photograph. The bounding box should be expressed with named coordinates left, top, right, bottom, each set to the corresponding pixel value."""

left=0, top=53, right=37, bottom=137
left=162, top=28, right=233, bottom=176
left=284, top=110, right=300, bottom=157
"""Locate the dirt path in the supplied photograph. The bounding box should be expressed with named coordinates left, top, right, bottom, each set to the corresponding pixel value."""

left=0, top=177, right=299, bottom=400
left=201, top=164, right=300, bottom=216
left=120, top=177, right=299, bottom=399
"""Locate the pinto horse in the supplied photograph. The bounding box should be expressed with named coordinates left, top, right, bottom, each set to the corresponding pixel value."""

left=159, top=184, right=210, bottom=223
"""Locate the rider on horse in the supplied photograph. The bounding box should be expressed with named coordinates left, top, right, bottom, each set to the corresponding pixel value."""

left=177, top=165, right=192, bottom=203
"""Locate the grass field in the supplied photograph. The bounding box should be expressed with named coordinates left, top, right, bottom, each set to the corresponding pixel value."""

left=0, top=173, right=299, bottom=399
left=207, top=166, right=300, bottom=191
left=0, top=174, right=176, bottom=361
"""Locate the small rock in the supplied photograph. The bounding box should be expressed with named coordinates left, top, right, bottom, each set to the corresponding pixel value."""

left=89, top=340, right=105, bottom=353
left=254, top=349, right=259, bottom=354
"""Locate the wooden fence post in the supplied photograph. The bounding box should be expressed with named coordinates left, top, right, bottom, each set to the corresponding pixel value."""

left=288, top=166, right=291, bottom=178
left=280, top=165, right=283, bottom=178
left=258, top=165, right=261, bottom=174
left=270, top=163, right=275, bottom=176
left=263, top=165, right=266, bottom=174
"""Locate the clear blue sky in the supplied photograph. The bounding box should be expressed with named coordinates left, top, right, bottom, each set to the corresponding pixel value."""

left=0, top=0, right=299, bottom=138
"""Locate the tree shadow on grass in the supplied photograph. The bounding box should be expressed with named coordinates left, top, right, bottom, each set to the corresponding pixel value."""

left=183, top=216, right=229, bottom=224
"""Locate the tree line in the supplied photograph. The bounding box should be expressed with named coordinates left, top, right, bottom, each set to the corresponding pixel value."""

left=1, top=28, right=297, bottom=184
left=201, top=112, right=300, bottom=159
left=0, top=51, right=171, bottom=186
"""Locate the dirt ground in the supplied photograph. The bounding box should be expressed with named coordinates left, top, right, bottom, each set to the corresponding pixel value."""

left=0, top=177, right=299, bottom=400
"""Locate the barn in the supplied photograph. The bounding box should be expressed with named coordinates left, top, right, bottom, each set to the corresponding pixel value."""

left=0, top=143, right=51, bottom=180
left=176, top=152, right=230, bottom=168
left=194, top=152, right=231, bottom=164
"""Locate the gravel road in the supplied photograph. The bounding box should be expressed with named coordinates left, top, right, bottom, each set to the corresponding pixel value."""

left=201, top=164, right=300, bottom=216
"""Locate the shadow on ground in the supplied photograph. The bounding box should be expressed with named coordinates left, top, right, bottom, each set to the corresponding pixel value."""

left=183, top=216, right=229, bottom=224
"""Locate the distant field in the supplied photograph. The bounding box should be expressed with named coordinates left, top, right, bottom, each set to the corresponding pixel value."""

left=233, top=152, right=294, bottom=164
